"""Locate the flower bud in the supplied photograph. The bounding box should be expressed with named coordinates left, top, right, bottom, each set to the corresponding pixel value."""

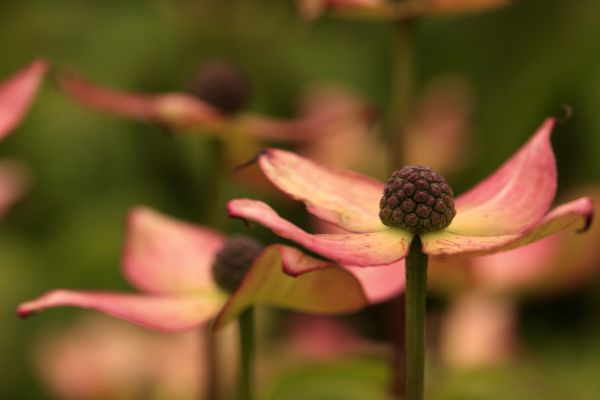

left=379, top=165, right=455, bottom=234
left=212, top=235, right=264, bottom=293
left=188, top=60, right=250, bottom=115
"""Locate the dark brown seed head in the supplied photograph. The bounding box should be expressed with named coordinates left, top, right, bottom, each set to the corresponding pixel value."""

left=188, top=60, right=250, bottom=115
left=379, top=165, right=456, bottom=234
left=212, top=235, right=264, bottom=293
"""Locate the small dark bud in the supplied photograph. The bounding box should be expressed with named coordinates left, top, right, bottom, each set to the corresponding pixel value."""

left=212, top=235, right=264, bottom=293
left=188, top=60, right=250, bottom=115
left=379, top=165, right=456, bottom=234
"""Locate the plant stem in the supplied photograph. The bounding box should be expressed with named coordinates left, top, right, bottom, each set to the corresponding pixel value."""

left=388, top=18, right=416, bottom=170
left=238, top=307, right=255, bottom=400
left=405, top=236, right=428, bottom=400
left=388, top=15, right=417, bottom=399
left=203, top=326, right=218, bottom=400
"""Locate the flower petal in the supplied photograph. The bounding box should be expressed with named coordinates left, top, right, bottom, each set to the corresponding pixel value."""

left=124, top=207, right=226, bottom=295
left=258, top=148, right=386, bottom=232
left=58, top=71, right=224, bottom=129
left=451, top=118, right=557, bottom=236
left=228, top=199, right=411, bottom=266
left=344, top=261, right=405, bottom=304
left=0, top=160, right=30, bottom=219
left=422, top=197, right=594, bottom=256
left=213, top=245, right=367, bottom=329
left=0, top=59, right=48, bottom=140
left=278, top=241, right=405, bottom=304
left=17, top=290, right=226, bottom=332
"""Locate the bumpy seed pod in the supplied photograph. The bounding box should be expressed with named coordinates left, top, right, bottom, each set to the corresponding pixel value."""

left=188, top=60, right=250, bottom=115
left=212, top=235, right=264, bottom=293
left=379, top=165, right=456, bottom=234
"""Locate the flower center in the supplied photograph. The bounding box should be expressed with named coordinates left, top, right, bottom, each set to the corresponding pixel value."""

left=188, top=60, right=250, bottom=115
left=212, top=235, right=264, bottom=293
left=379, top=165, right=456, bottom=234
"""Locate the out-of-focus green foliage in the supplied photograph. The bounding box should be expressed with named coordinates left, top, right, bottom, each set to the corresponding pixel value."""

left=1, top=0, right=599, bottom=398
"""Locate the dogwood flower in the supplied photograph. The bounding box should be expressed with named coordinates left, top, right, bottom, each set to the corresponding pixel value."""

left=0, top=59, right=47, bottom=217
left=227, top=118, right=593, bottom=268
left=18, top=207, right=367, bottom=331
left=57, top=67, right=371, bottom=144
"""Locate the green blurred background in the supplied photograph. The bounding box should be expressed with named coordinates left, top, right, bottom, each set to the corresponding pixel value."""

left=1, top=0, right=600, bottom=398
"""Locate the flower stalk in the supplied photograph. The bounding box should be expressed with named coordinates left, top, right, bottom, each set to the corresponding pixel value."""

left=405, top=235, right=428, bottom=400
left=238, top=307, right=255, bottom=400
left=389, top=18, right=416, bottom=170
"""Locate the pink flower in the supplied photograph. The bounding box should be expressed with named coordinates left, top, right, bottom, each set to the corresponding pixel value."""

left=227, top=118, right=593, bottom=271
left=57, top=70, right=371, bottom=144
left=0, top=59, right=48, bottom=217
left=18, top=207, right=367, bottom=331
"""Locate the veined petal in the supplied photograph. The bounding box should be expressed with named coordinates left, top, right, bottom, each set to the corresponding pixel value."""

left=258, top=148, right=386, bottom=232
left=422, top=197, right=594, bottom=256
left=17, top=290, right=226, bottom=332
left=0, top=59, right=48, bottom=140
left=124, top=207, right=226, bottom=295
left=58, top=72, right=224, bottom=129
left=451, top=118, right=557, bottom=236
left=228, top=199, right=411, bottom=266
left=214, top=245, right=367, bottom=329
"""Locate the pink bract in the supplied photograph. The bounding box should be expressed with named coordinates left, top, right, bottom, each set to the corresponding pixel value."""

left=58, top=71, right=370, bottom=143
left=228, top=118, right=594, bottom=270
left=0, top=59, right=48, bottom=140
left=18, top=207, right=367, bottom=332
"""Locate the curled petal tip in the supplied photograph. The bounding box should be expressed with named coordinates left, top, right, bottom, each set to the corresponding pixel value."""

left=231, top=150, right=267, bottom=174
left=556, top=104, right=573, bottom=124
left=577, top=197, right=594, bottom=233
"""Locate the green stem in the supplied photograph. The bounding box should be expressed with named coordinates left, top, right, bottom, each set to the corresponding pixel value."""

left=203, top=326, right=218, bottom=400
left=388, top=16, right=417, bottom=399
left=238, top=307, right=255, bottom=400
left=388, top=19, right=416, bottom=171
left=405, top=236, right=428, bottom=400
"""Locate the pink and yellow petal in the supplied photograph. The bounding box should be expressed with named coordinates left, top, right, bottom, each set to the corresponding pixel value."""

left=422, top=197, right=593, bottom=256
left=228, top=199, right=411, bottom=266
left=258, top=148, right=386, bottom=232
left=276, top=242, right=405, bottom=304
left=0, top=59, right=48, bottom=140
left=124, top=206, right=226, bottom=295
left=18, top=290, right=227, bottom=332
left=451, top=118, right=557, bottom=236
left=214, top=245, right=367, bottom=329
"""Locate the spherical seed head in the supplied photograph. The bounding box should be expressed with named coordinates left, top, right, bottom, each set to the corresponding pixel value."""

left=188, top=60, right=250, bottom=115
left=379, top=165, right=456, bottom=234
left=212, top=235, right=264, bottom=293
